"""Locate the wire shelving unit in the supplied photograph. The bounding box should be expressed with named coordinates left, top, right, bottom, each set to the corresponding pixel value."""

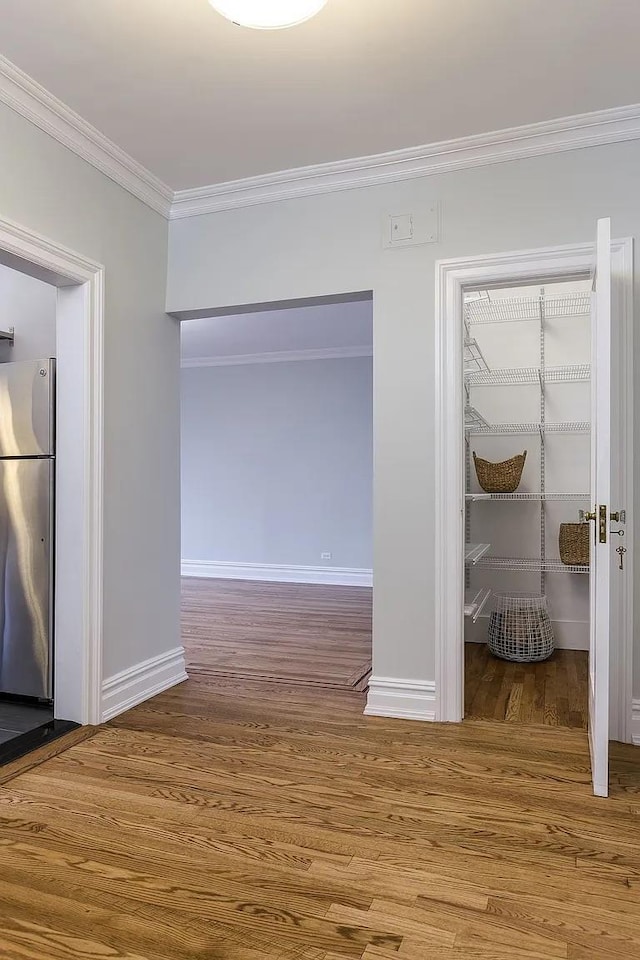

left=464, top=405, right=490, bottom=431
left=465, top=543, right=491, bottom=565
left=467, top=421, right=589, bottom=436
left=477, top=557, right=589, bottom=575
left=464, top=285, right=591, bottom=636
left=464, top=337, right=489, bottom=374
left=465, top=364, right=590, bottom=386
left=464, top=292, right=590, bottom=325
left=465, top=492, right=589, bottom=502
left=465, top=587, right=492, bottom=622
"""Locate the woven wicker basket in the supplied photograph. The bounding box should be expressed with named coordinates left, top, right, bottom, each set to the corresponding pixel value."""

left=559, top=523, right=590, bottom=566
left=473, top=450, right=527, bottom=494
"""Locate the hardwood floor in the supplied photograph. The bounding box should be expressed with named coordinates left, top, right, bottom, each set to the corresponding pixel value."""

left=182, top=577, right=372, bottom=690
left=0, top=674, right=639, bottom=958
left=0, top=583, right=635, bottom=958
left=465, top=643, right=588, bottom=729
left=181, top=578, right=583, bottom=725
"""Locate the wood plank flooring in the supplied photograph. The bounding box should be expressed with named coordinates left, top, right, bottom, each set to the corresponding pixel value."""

left=181, top=578, right=584, bottom=725
left=182, top=577, right=372, bottom=690
left=0, top=674, right=639, bottom=958
left=465, top=643, right=588, bottom=729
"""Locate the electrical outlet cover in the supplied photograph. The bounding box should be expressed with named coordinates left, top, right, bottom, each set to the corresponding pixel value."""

left=383, top=202, right=439, bottom=248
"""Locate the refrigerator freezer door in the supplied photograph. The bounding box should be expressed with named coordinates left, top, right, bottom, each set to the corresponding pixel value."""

left=0, top=459, right=53, bottom=699
left=0, top=359, right=54, bottom=457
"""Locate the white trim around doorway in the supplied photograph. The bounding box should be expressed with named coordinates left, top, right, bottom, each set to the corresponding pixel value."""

left=0, top=215, right=104, bottom=726
left=434, top=238, right=634, bottom=740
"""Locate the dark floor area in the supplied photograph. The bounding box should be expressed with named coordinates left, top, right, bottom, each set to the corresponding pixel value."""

left=0, top=698, right=54, bottom=745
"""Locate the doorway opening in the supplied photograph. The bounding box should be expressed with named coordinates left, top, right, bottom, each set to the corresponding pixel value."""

left=179, top=295, right=373, bottom=695
left=0, top=263, right=58, bottom=757
left=463, top=278, right=592, bottom=728
left=435, top=231, right=634, bottom=796
left=0, top=215, right=104, bottom=769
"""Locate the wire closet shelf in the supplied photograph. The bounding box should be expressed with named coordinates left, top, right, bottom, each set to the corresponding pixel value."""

left=477, top=556, right=589, bottom=575
left=465, top=587, right=492, bottom=622
left=467, top=421, right=589, bottom=435
left=465, top=492, right=589, bottom=502
left=466, top=364, right=590, bottom=386
left=465, top=291, right=590, bottom=325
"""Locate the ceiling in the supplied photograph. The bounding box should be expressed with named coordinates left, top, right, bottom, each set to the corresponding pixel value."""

left=0, top=0, right=639, bottom=191
left=180, top=299, right=373, bottom=360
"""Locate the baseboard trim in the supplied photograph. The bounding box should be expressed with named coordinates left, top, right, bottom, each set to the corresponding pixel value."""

left=101, top=646, right=188, bottom=722
left=181, top=559, right=373, bottom=587
left=364, top=677, right=436, bottom=722
left=631, top=700, right=640, bottom=746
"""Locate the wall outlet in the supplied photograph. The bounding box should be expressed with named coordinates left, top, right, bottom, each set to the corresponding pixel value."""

left=321, top=552, right=332, bottom=560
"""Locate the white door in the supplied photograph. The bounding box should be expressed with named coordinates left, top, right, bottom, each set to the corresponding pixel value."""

left=589, top=217, right=612, bottom=798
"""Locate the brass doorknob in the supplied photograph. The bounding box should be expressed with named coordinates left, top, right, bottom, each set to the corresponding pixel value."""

left=579, top=510, right=596, bottom=523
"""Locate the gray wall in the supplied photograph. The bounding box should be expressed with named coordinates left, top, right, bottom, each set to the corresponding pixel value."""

left=167, top=139, right=640, bottom=692
left=0, top=263, right=56, bottom=362
left=0, top=101, right=180, bottom=682
left=181, top=356, right=373, bottom=569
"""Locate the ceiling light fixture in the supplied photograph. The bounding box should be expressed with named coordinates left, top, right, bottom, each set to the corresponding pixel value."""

left=208, top=0, right=328, bottom=30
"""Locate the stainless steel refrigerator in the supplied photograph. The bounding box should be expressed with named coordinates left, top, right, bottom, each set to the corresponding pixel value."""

left=0, top=359, right=54, bottom=700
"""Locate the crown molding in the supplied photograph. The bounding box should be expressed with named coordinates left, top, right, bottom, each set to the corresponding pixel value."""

left=0, top=55, right=173, bottom=218
left=2, top=50, right=639, bottom=225
left=181, top=345, right=373, bottom=368
left=170, top=103, right=640, bottom=219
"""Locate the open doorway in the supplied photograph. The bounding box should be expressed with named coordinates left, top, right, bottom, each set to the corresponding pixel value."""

left=0, top=263, right=57, bottom=755
left=180, top=296, right=373, bottom=693
left=0, top=216, right=104, bottom=767
left=463, top=279, right=592, bottom=727
left=0, top=219, right=105, bottom=762
left=435, top=228, right=634, bottom=798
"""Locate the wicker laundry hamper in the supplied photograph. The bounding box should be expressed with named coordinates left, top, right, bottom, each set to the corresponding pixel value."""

left=559, top=523, right=590, bottom=567
left=488, top=593, right=555, bottom=662
left=473, top=451, right=527, bottom=494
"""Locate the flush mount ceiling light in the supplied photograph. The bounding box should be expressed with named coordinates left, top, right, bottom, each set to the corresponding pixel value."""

left=209, top=0, right=328, bottom=29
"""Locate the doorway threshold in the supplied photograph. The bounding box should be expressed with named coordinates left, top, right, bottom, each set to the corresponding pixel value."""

left=0, top=719, right=80, bottom=768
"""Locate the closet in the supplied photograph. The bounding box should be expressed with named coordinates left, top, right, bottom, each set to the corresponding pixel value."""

left=463, top=280, right=592, bottom=726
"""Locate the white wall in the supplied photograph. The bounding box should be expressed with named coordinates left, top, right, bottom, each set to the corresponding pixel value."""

left=0, top=101, right=180, bottom=684
left=0, top=263, right=56, bottom=361
left=181, top=356, right=373, bottom=573
left=167, top=139, right=640, bottom=694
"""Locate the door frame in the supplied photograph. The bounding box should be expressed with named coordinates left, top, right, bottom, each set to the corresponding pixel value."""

left=434, top=238, right=634, bottom=740
left=0, top=214, right=104, bottom=725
